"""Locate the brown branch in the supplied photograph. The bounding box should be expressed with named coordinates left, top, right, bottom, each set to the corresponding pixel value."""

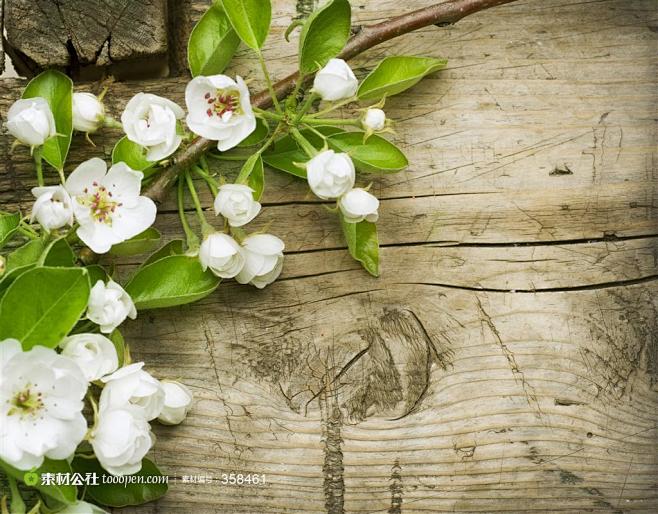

left=143, top=0, right=516, bottom=205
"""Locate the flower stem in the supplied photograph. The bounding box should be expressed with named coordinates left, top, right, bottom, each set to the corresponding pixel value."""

left=33, top=147, right=44, bottom=187
left=290, top=127, right=318, bottom=158
left=302, top=117, right=361, bottom=127
left=307, top=97, right=355, bottom=119
left=258, top=51, right=283, bottom=114
left=193, top=166, right=219, bottom=196
left=184, top=170, right=214, bottom=237
left=7, top=477, right=25, bottom=514
left=253, top=107, right=284, bottom=121
left=177, top=176, right=200, bottom=250
left=293, top=93, right=318, bottom=124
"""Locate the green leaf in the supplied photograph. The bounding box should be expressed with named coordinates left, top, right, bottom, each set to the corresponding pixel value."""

left=85, top=264, right=109, bottom=287
left=143, top=240, right=185, bottom=267
left=221, top=0, right=271, bottom=51
left=125, top=255, right=220, bottom=310
left=109, top=228, right=161, bottom=257
left=109, top=329, right=126, bottom=367
left=71, top=457, right=167, bottom=507
left=0, top=267, right=90, bottom=349
left=263, top=126, right=342, bottom=178
left=328, top=132, right=408, bottom=173
left=43, top=238, right=76, bottom=267
left=22, top=70, right=73, bottom=171
left=0, top=458, right=77, bottom=505
left=357, top=56, right=447, bottom=101
left=248, top=157, right=264, bottom=201
left=5, top=239, right=46, bottom=272
left=188, top=3, right=241, bottom=76
left=0, top=213, right=21, bottom=249
left=340, top=214, right=379, bottom=276
left=236, top=153, right=263, bottom=185
left=112, top=136, right=156, bottom=173
left=238, top=117, right=269, bottom=147
left=299, top=0, right=351, bottom=74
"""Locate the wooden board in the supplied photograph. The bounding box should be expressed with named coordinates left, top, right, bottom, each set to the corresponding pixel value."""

left=0, top=0, right=657, bottom=512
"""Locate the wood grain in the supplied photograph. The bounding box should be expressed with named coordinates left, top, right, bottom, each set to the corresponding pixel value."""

left=0, top=0, right=657, bottom=512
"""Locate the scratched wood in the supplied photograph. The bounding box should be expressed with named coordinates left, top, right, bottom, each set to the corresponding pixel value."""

left=1, top=0, right=657, bottom=513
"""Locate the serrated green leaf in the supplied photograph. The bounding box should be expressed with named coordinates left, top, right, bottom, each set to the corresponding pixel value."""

left=188, top=3, right=241, bottom=76
left=125, top=255, right=220, bottom=310
left=221, top=0, right=271, bottom=50
left=299, top=0, right=351, bottom=74
left=0, top=267, right=90, bottom=349
left=340, top=214, right=379, bottom=276
left=109, top=228, right=161, bottom=257
left=328, top=132, right=408, bottom=173
left=22, top=70, right=73, bottom=171
left=0, top=213, right=21, bottom=249
left=357, top=56, right=447, bottom=101
left=43, top=238, right=76, bottom=267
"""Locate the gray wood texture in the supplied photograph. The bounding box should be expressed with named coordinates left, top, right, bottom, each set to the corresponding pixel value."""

left=0, top=0, right=657, bottom=512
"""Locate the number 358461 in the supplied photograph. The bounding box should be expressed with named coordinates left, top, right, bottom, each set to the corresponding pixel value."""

left=220, top=473, right=266, bottom=486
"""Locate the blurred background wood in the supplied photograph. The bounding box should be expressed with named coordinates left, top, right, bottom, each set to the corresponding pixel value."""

left=1, top=0, right=657, bottom=512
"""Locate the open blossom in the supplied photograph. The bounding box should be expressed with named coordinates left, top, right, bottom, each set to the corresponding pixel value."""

left=339, top=188, right=380, bottom=223
left=313, top=59, right=358, bottom=101
left=185, top=75, right=256, bottom=151
left=60, top=333, right=119, bottom=382
left=100, top=362, right=164, bottom=421
left=0, top=339, right=87, bottom=470
left=73, top=92, right=105, bottom=133
left=362, top=108, right=386, bottom=131
left=6, top=97, right=56, bottom=146
left=236, top=234, right=285, bottom=289
left=30, top=185, right=74, bottom=231
left=199, top=232, right=245, bottom=278
left=307, top=150, right=355, bottom=199
left=157, top=380, right=193, bottom=425
left=214, top=184, right=261, bottom=227
left=87, top=279, right=137, bottom=334
left=90, top=405, right=154, bottom=476
left=121, top=93, right=185, bottom=161
left=65, top=158, right=157, bottom=254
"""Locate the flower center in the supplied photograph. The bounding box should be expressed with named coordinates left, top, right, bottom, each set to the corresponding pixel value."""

left=79, top=182, right=122, bottom=224
left=9, top=385, right=44, bottom=417
left=204, top=89, right=242, bottom=119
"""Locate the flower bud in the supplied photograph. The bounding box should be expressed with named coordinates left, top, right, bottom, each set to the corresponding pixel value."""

left=60, top=333, right=119, bottom=382
left=199, top=232, right=245, bottom=278
left=90, top=405, right=154, bottom=476
left=236, top=234, right=285, bottom=289
left=362, top=108, right=386, bottom=131
left=30, top=185, right=74, bottom=232
left=213, top=184, right=261, bottom=227
left=339, top=188, right=380, bottom=223
left=100, top=362, right=165, bottom=421
left=87, top=280, right=137, bottom=334
left=72, top=92, right=105, bottom=133
left=6, top=97, right=56, bottom=146
left=312, top=59, right=358, bottom=101
left=157, top=380, right=193, bottom=425
left=307, top=150, right=355, bottom=199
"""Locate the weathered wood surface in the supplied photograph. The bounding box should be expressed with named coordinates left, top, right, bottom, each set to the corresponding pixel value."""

left=3, top=0, right=169, bottom=77
left=1, top=0, right=657, bottom=512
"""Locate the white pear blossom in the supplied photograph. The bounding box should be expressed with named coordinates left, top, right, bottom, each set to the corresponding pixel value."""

left=90, top=405, right=154, bottom=476
left=6, top=97, right=56, bottom=146
left=65, top=158, right=157, bottom=254
left=99, top=362, right=164, bottom=421
left=73, top=92, right=105, bottom=133
left=30, top=185, right=74, bottom=232
left=199, top=232, right=245, bottom=278
left=307, top=150, right=355, bottom=199
left=59, top=501, right=109, bottom=514
left=313, top=59, right=358, bottom=101
left=185, top=75, right=256, bottom=151
left=213, top=184, right=261, bottom=227
left=121, top=93, right=185, bottom=162
left=60, top=333, right=119, bottom=382
left=362, top=108, right=386, bottom=131
left=157, top=380, right=193, bottom=425
left=339, top=188, right=380, bottom=223
left=87, top=279, right=137, bottom=334
left=0, top=339, right=88, bottom=470
left=236, top=234, right=285, bottom=289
